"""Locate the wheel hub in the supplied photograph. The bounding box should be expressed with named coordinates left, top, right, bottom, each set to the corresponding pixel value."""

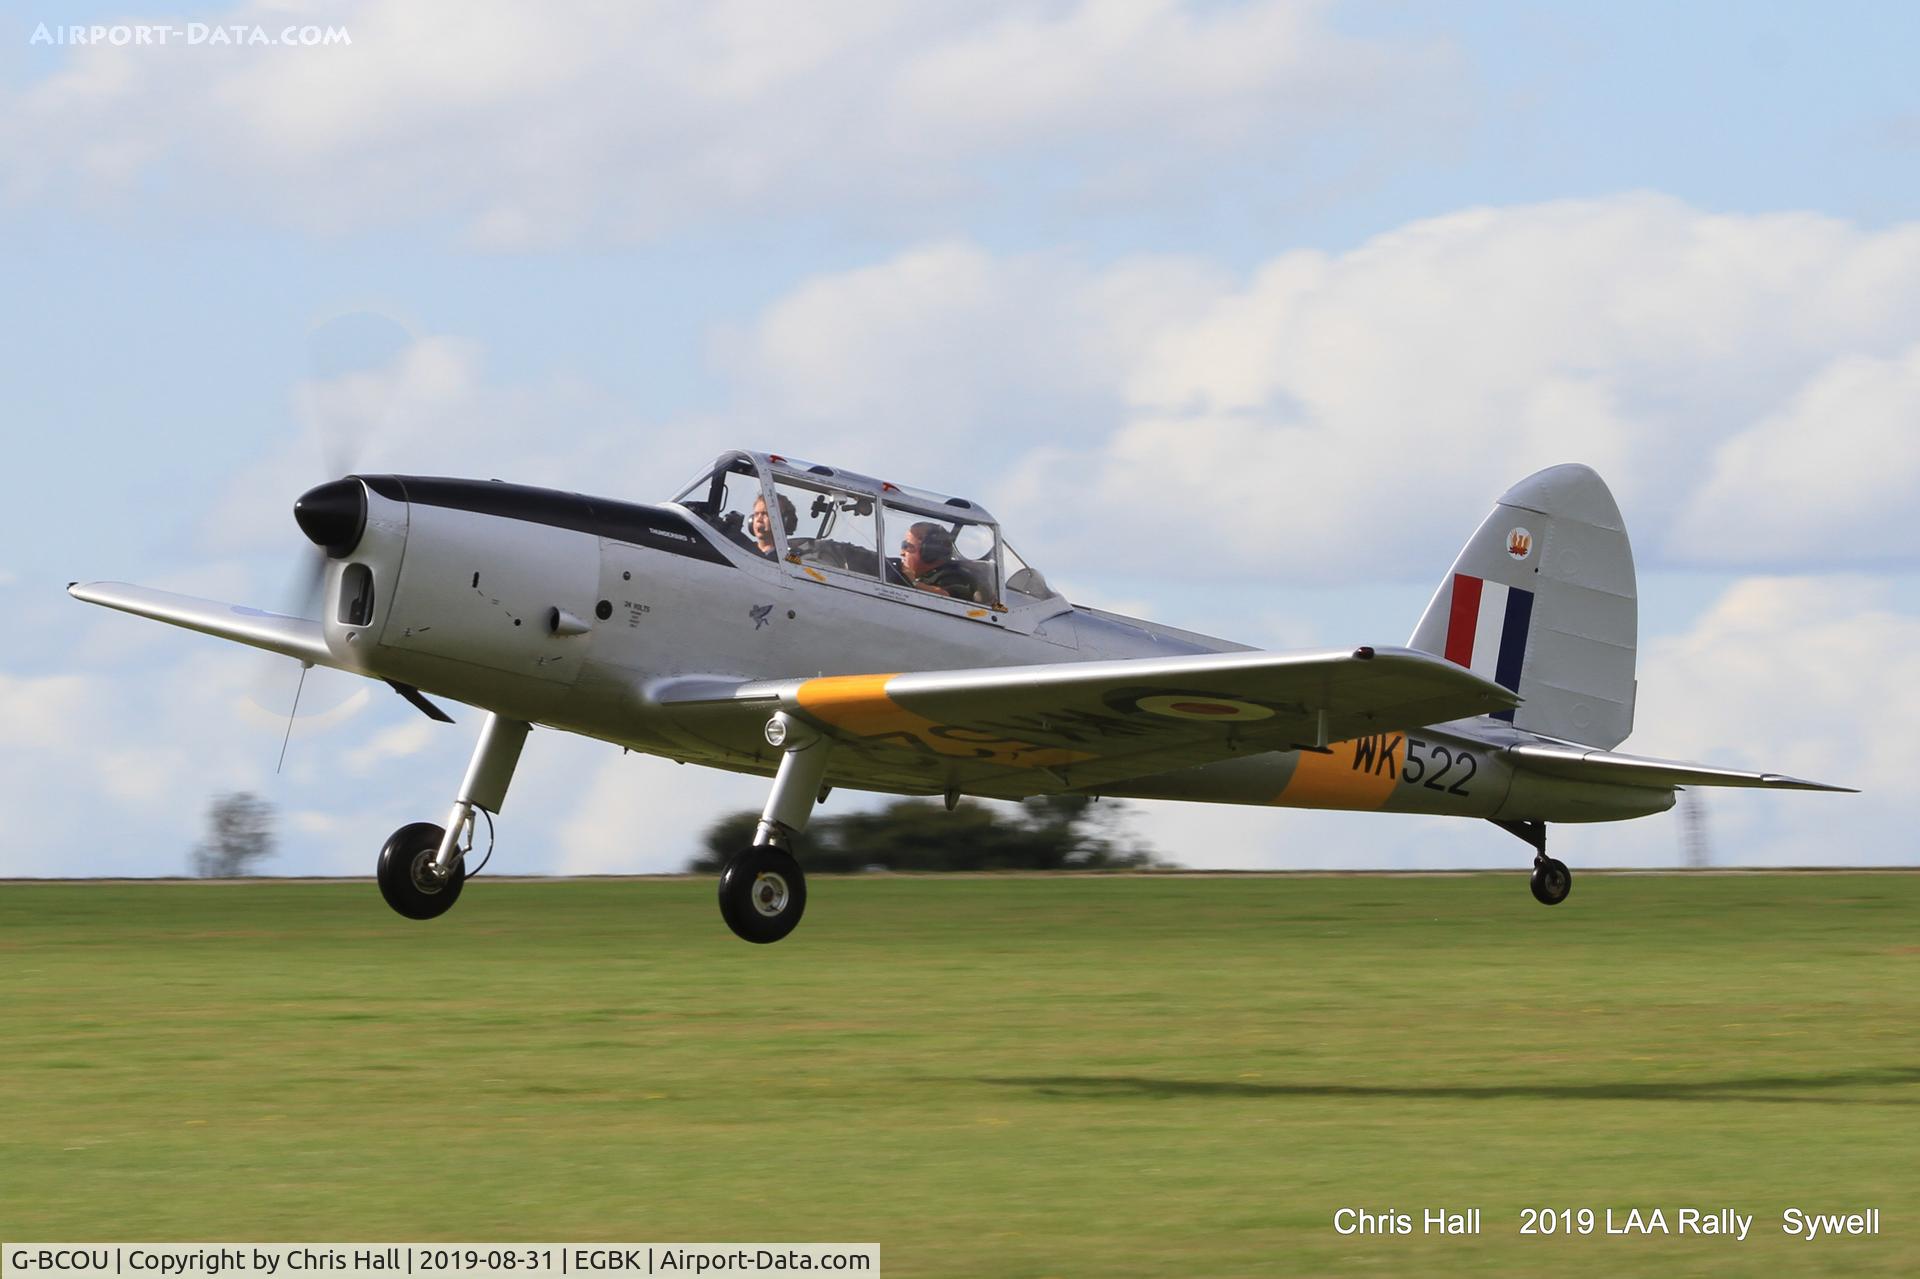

left=750, top=871, right=791, bottom=917
left=410, top=850, right=448, bottom=894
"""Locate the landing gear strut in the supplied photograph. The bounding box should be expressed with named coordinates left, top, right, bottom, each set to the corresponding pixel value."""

left=719, top=712, right=831, bottom=944
left=1491, top=819, right=1572, bottom=906
left=377, top=711, right=530, bottom=921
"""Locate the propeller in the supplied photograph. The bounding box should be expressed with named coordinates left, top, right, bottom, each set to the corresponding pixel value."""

left=287, top=476, right=368, bottom=615
left=281, top=537, right=330, bottom=628
left=282, top=309, right=410, bottom=616
left=244, top=310, right=416, bottom=752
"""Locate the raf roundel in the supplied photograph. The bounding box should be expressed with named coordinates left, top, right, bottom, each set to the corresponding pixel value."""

left=1506, top=527, right=1533, bottom=561
left=1132, top=695, right=1277, bottom=723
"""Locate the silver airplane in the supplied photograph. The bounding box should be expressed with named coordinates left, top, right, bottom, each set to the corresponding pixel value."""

left=70, top=450, right=1850, bottom=942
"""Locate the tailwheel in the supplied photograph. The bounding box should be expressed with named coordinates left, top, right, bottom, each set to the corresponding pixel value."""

left=1529, top=855, right=1572, bottom=906
left=377, top=821, right=465, bottom=920
left=718, top=845, right=807, bottom=944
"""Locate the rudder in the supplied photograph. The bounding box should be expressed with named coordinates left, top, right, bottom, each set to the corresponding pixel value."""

left=1408, top=464, right=1636, bottom=748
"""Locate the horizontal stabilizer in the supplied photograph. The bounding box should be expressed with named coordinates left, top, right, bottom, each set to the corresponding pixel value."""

left=69, top=581, right=339, bottom=669
left=1509, top=742, right=1854, bottom=792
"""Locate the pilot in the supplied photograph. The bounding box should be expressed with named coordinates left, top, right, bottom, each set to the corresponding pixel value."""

left=748, top=494, right=798, bottom=558
left=900, top=522, right=979, bottom=601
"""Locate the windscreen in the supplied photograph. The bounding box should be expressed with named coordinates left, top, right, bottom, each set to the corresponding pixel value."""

left=772, top=475, right=882, bottom=579
left=675, top=456, right=772, bottom=556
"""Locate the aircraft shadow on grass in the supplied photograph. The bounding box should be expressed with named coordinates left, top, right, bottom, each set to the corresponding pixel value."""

left=977, top=1067, right=1920, bottom=1107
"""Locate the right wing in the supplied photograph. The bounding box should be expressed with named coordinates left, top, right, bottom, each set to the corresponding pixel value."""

left=69, top=581, right=340, bottom=669
left=657, top=646, right=1520, bottom=797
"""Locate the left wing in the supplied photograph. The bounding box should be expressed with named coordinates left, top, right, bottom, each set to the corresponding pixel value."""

left=657, top=646, right=1519, bottom=797
left=1508, top=742, right=1854, bottom=792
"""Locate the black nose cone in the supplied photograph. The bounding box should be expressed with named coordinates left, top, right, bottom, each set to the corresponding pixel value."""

left=294, top=478, right=368, bottom=557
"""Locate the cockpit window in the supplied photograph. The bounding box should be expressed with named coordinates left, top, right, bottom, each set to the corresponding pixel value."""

left=675, top=451, right=1061, bottom=605
left=882, top=498, right=999, bottom=606
left=772, top=475, right=882, bottom=580
left=1002, top=542, right=1056, bottom=601
left=677, top=456, right=774, bottom=557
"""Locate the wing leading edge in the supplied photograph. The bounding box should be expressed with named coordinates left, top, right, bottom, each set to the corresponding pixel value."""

left=659, top=646, right=1521, bottom=797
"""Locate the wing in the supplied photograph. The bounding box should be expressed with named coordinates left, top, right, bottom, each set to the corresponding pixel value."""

left=1508, top=742, right=1855, bottom=792
left=69, top=581, right=339, bottom=669
left=657, top=646, right=1520, bottom=798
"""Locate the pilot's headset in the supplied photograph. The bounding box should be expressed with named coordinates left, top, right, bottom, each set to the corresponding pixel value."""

left=917, top=525, right=956, bottom=560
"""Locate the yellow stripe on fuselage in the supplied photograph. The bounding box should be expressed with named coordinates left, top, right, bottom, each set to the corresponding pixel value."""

left=794, top=674, right=1095, bottom=770
left=1276, top=733, right=1405, bottom=811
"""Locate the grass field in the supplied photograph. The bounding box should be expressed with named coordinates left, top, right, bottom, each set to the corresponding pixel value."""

left=2, top=872, right=1915, bottom=1276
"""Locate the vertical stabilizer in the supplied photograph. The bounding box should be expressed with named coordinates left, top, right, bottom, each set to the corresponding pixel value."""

left=1408, top=464, right=1636, bottom=748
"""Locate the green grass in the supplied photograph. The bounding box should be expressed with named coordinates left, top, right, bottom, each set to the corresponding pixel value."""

left=2, top=873, right=1916, bottom=1276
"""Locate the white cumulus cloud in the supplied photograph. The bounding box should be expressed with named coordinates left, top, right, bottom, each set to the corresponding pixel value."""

left=2, top=0, right=1455, bottom=244
left=1675, top=343, right=1920, bottom=565
left=701, top=197, right=1920, bottom=582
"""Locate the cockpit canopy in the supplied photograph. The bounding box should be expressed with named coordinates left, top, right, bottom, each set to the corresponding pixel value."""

left=672, top=451, right=1057, bottom=607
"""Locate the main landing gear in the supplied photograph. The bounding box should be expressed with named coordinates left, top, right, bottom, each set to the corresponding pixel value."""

left=1529, top=855, right=1572, bottom=906
left=377, top=821, right=464, bottom=919
left=377, top=712, right=530, bottom=921
left=1491, top=819, right=1572, bottom=906
left=717, top=712, right=832, bottom=944
left=373, top=705, right=828, bottom=943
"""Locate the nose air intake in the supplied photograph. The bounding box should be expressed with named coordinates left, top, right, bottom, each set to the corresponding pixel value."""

left=294, top=479, right=368, bottom=557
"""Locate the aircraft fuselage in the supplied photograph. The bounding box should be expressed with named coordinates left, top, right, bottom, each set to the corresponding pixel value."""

left=325, top=476, right=1671, bottom=826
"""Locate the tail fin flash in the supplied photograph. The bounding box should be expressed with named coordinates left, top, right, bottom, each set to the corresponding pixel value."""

left=1409, top=464, right=1636, bottom=748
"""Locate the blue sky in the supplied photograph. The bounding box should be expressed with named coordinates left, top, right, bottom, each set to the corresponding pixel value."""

left=4, top=2, right=1916, bottom=878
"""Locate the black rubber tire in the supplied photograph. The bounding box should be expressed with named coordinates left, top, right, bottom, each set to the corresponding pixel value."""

left=1529, top=857, right=1572, bottom=906
left=718, top=845, right=807, bottom=944
left=377, top=821, right=465, bottom=920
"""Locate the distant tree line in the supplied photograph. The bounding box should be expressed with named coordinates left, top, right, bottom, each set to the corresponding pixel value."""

left=191, top=791, right=277, bottom=877
left=689, top=795, right=1159, bottom=873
